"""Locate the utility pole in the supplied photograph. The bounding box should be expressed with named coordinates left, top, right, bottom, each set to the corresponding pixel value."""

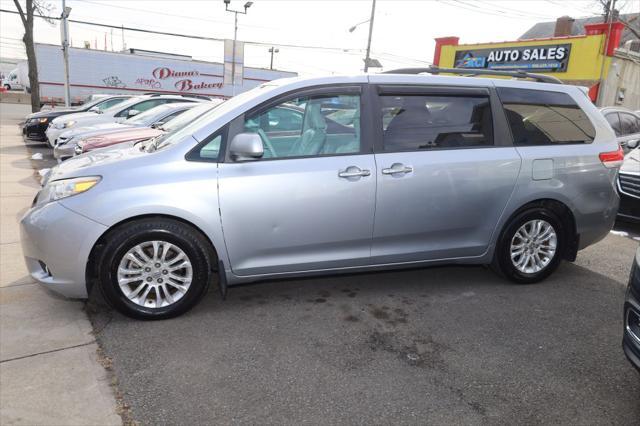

left=224, top=1, right=252, bottom=95
left=269, top=46, right=279, bottom=70
left=61, top=0, right=72, bottom=106
left=232, top=10, right=237, bottom=91
left=363, top=0, right=376, bottom=72
left=596, top=0, right=616, bottom=106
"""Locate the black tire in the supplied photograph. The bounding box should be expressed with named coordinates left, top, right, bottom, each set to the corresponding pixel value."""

left=491, top=207, right=565, bottom=284
left=3, top=84, right=10, bottom=90
left=98, top=218, right=213, bottom=319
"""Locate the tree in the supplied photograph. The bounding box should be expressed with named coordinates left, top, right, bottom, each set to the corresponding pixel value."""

left=597, top=0, right=640, bottom=40
left=12, top=0, right=53, bottom=112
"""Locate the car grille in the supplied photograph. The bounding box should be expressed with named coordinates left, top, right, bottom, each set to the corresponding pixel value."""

left=619, top=173, right=640, bottom=199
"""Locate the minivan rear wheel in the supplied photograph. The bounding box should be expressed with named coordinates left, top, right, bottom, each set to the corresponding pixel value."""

left=98, top=218, right=212, bottom=319
left=492, top=207, right=564, bottom=284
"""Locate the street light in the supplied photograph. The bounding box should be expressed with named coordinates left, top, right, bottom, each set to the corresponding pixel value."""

left=224, top=0, right=252, bottom=91
left=348, top=19, right=370, bottom=33
left=348, top=0, right=379, bottom=72
left=268, top=46, right=279, bottom=70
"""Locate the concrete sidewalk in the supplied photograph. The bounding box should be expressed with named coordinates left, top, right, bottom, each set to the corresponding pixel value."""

left=0, top=103, right=120, bottom=425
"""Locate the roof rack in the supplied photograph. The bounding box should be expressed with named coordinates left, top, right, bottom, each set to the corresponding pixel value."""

left=382, top=66, right=563, bottom=84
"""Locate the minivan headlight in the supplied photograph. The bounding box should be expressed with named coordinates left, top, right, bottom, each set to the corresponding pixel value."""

left=36, top=176, right=101, bottom=206
left=63, top=120, right=76, bottom=128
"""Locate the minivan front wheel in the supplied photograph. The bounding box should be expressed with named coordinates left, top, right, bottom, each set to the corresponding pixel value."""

left=99, top=218, right=212, bottom=319
left=493, top=208, right=564, bottom=284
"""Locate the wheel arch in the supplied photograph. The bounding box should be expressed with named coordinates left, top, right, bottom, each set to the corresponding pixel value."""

left=497, top=198, right=579, bottom=262
left=85, top=213, right=221, bottom=296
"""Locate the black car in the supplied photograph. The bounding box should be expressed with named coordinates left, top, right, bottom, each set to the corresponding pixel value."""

left=22, top=95, right=131, bottom=143
left=623, top=247, right=640, bottom=372
left=617, top=145, right=639, bottom=223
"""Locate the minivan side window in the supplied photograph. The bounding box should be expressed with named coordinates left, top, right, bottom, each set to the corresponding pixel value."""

left=242, top=94, right=361, bottom=159
left=380, top=94, right=493, bottom=151
left=497, top=88, right=595, bottom=145
left=605, top=112, right=622, bottom=136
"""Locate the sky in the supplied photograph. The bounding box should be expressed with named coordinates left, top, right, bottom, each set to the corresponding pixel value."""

left=0, top=0, right=638, bottom=76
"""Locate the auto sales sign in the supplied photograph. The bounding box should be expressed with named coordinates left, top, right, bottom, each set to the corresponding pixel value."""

left=454, top=44, right=571, bottom=73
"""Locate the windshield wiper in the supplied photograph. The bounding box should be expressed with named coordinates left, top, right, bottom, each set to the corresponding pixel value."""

left=145, top=134, right=164, bottom=152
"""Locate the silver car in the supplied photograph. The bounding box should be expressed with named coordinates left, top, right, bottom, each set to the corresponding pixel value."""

left=21, top=71, right=622, bottom=319
left=53, top=102, right=206, bottom=161
left=600, top=107, right=640, bottom=153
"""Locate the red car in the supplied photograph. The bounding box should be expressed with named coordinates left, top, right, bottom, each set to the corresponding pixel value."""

left=77, top=127, right=163, bottom=153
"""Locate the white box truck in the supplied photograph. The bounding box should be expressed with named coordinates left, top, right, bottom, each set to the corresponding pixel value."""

left=21, top=43, right=297, bottom=105
left=1, top=68, right=24, bottom=91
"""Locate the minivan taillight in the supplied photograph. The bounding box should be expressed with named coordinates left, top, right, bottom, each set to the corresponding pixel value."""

left=599, top=146, right=624, bottom=168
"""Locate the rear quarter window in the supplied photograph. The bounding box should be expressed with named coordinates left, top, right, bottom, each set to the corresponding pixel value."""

left=497, top=87, right=595, bottom=146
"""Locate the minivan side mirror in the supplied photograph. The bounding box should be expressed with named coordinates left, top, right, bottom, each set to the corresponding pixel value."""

left=229, top=133, right=264, bottom=161
left=627, top=139, right=639, bottom=149
left=88, top=107, right=100, bottom=113
left=127, top=109, right=140, bottom=118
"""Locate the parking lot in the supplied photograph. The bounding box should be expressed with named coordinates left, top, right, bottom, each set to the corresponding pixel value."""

left=2, top=102, right=639, bottom=424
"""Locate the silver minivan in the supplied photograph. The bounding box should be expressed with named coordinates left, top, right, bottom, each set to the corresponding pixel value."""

left=20, top=70, right=623, bottom=319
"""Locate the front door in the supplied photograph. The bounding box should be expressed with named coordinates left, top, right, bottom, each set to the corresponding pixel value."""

left=218, top=88, right=376, bottom=276
left=370, top=86, right=521, bottom=263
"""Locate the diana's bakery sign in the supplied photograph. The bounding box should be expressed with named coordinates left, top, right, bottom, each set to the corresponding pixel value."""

left=454, top=44, right=571, bottom=73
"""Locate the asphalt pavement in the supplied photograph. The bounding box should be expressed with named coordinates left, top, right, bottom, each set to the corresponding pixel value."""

left=13, top=105, right=640, bottom=425
left=89, top=234, right=640, bottom=422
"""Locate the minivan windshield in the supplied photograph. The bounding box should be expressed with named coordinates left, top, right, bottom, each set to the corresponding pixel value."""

left=153, top=85, right=276, bottom=151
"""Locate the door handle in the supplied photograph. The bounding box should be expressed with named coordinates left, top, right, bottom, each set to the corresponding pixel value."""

left=338, top=166, right=371, bottom=178
left=382, top=163, right=413, bottom=175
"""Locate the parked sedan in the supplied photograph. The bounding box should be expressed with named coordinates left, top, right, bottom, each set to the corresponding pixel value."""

left=76, top=128, right=163, bottom=156
left=55, top=102, right=222, bottom=160
left=616, top=143, right=640, bottom=222
left=55, top=101, right=204, bottom=148
left=600, top=107, right=640, bottom=152
left=46, top=94, right=203, bottom=145
left=22, top=95, right=131, bottom=143
left=623, top=247, right=640, bottom=372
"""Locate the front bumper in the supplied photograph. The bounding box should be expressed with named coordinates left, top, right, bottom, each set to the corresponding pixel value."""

left=22, top=120, right=49, bottom=141
left=20, top=201, right=107, bottom=298
left=623, top=259, right=640, bottom=372
left=45, top=126, right=65, bottom=147
left=617, top=174, right=640, bottom=223
left=53, top=142, right=77, bottom=160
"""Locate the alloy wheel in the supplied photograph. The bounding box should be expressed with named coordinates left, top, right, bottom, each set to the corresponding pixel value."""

left=510, top=219, right=557, bottom=274
left=117, top=240, right=193, bottom=308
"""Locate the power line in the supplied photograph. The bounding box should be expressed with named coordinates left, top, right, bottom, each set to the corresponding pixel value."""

left=437, top=0, right=554, bottom=20
left=0, top=8, right=433, bottom=68
left=0, top=8, right=365, bottom=54
left=77, top=0, right=277, bottom=31
left=453, top=0, right=557, bottom=19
